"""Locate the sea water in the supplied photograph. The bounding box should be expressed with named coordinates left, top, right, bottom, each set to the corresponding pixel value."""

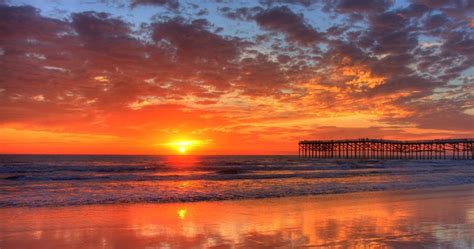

left=1, top=155, right=473, bottom=207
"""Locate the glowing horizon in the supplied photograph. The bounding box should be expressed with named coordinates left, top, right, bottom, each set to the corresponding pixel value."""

left=160, top=140, right=209, bottom=155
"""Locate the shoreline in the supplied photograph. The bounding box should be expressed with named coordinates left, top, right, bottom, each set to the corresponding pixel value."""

left=1, top=184, right=473, bottom=248
left=2, top=182, right=473, bottom=209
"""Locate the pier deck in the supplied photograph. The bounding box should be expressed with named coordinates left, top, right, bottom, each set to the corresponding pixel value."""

left=298, top=138, right=474, bottom=160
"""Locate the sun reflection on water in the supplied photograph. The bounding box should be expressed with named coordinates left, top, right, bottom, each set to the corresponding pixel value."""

left=177, top=208, right=187, bottom=220
left=163, top=155, right=200, bottom=168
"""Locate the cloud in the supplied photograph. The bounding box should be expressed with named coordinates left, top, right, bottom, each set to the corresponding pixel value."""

left=220, top=6, right=263, bottom=21
left=254, top=6, right=324, bottom=46
left=152, top=18, right=241, bottom=64
left=332, top=0, right=393, bottom=13
left=0, top=4, right=68, bottom=41
left=130, top=0, right=179, bottom=10
left=259, top=0, right=319, bottom=7
left=0, top=1, right=473, bottom=153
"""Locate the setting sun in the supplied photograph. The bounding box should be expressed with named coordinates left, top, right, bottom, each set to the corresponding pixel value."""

left=162, top=140, right=209, bottom=154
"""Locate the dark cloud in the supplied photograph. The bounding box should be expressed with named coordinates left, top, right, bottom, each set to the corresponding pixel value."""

left=220, top=6, right=263, bottom=21
left=234, top=54, right=290, bottom=95
left=414, top=0, right=474, bottom=13
left=325, top=26, right=347, bottom=36
left=152, top=17, right=242, bottom=64
left=258, top=0, right=318, bottom=7
left=130, top=0, right=179, bottom=10
left=71, top=12, right=140, bottom=55
left=254, top=6, right=324, bottom=46
left=196, top=8, right=208, bottom=16
left=332, top=0, right=393, bottom=13
left=0, top=4, right=68, bottom=40
left=424, top=13, right=449, bottom=30
left=400, top=3, right=430, bottom=17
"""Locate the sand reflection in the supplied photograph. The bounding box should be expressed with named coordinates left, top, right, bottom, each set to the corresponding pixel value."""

left=0, top=186, right=473, bottom=248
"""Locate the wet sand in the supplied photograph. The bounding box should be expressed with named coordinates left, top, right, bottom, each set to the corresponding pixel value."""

left=1, top=185, right=473, bottom=248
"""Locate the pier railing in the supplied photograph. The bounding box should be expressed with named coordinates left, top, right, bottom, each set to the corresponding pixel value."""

left=298, top=138, right=474, bottom=160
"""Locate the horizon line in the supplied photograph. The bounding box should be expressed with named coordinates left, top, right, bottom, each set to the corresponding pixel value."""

left=0, top=153, right=299, bottom=156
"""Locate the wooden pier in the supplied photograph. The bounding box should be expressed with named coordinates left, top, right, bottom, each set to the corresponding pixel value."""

left=298, top=138, right=474, bottom=160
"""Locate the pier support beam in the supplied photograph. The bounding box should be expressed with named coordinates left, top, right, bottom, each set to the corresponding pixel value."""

left=298, top=138, right=474, bottom=160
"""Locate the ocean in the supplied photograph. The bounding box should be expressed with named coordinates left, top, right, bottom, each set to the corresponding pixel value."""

left=1, top=155, right=473, bottom=207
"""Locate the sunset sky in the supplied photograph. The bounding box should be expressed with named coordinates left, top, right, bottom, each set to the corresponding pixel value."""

left=0, top=0, right=473, bottom=154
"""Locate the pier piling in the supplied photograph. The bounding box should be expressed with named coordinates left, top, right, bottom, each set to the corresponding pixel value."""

left=298, top=138, right=474, bottom=160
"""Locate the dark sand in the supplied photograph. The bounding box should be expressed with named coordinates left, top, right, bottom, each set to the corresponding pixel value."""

left=1, top=185, right=473, bottom=248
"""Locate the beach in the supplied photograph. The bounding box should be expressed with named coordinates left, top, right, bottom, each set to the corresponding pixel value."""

left=1, top=185, right=473, bottom=248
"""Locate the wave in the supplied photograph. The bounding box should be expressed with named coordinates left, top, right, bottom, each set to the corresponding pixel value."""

left=1, top=155, right=473, bottom=208
left=1, top=160, right=461, bottom=175
left=1, top=167, right=469, bottom=182
left=1, top=177, right=473, bottom=208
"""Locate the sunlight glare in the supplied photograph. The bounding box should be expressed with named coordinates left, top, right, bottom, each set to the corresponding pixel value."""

left=162, top=139, right=209, bottom=154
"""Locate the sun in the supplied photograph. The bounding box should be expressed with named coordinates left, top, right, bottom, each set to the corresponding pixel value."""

left=162, top=139, right=209, bottom=154
left=175, top=141, right=192, bottom=154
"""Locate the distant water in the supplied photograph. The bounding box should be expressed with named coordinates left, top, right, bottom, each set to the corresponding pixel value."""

left=0, top=155, right=473, bottom=207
